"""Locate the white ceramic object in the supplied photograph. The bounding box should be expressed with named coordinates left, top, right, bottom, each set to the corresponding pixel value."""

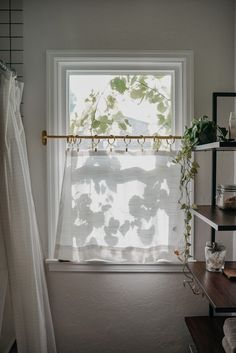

left=229, top=112, right=236, bottom=139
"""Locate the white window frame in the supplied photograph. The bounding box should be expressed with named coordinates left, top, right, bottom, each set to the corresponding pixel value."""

left=46, top=50, right=194, bottom=262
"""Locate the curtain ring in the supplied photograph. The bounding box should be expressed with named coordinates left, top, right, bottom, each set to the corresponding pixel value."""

left=108, top=135, right=116, bottom=152
left=154, top=135, right=161, bottom=152
left=75, top=138, right=82, bottom=152
left=91, top=137, right=95, bottom=151
left=93, top=135, right=100, bottom=152
left=66, top=136, right=70, bottom=151
left=166, top=135, right=175, bottom=151
left=137, top=135, right=145, bottom=152
left=67, top=136, right=75, bottom=151
left=91, top=135, right=100, bottom=152
left=72, top=136, right=77, bottom=150
left=124, top=135, right=131, bottom=152
left=166, top=135, right=175, bottom=145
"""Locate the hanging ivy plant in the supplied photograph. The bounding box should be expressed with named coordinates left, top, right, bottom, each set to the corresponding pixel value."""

left=173, top=116, right=227, bottom=274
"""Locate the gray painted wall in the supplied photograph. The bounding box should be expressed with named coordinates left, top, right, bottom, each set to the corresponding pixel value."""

left=47, top=271, right=207, bottom=353
left=23, top=0, right=235, bottom=352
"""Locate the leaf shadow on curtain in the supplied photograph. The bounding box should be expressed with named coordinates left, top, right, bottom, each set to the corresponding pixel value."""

left=55, top=151, right=184, bottom=263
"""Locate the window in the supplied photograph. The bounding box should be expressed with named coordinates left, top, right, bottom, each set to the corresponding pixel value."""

left=46, top=50, right=193, bottom=261
left=69, top=73, right=173, bottom=136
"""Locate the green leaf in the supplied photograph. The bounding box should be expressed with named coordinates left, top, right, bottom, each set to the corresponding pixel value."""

left=112, top=111, right=124, bottom=122
left=106, top=95, right=116, bottom=109
left=100, top=115, right=109, bottom=124
left=110, top=77, right=127, bottom=94
left=157, top=114, right=166, bottom=125
left=149, top=93, right=161, bottom=104
left=118, top=122, right=127, bottom=131
left=158, top=101, right=167, bottom=113
left=130, top=89, right=145, bottom=100
left=217, top=126, right=228, bottom=140
left=99, top=122, right=108, bottom=133
left=91, top=120, right=100, bottom=128
left=192, top=161, right=200, bottom=169
left=124, top=118, right=131, bottom=126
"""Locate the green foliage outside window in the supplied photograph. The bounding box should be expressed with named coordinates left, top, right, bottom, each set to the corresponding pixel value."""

left=69, top=75, right=172, bottom=137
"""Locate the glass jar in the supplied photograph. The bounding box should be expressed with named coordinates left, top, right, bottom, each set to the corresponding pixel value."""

left=205, top=242, right=226, bottom=272
left=216, top=184, right=236, bottom=210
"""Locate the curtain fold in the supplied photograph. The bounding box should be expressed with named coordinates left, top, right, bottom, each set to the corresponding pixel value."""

left=0, top=226, right=8, bottom=336
left=55, top=150, right=184, bottom=263
left=0, top=71, right=57, bottom=353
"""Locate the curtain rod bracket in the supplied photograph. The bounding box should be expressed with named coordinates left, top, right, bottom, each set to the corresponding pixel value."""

left=42, top=130, right=47, bottom=145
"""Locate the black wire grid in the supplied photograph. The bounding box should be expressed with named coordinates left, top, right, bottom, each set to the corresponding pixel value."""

left=0, top=0, right=23, bottom=78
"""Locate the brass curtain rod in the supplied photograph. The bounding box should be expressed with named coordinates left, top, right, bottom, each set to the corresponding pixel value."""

left=42, top=130, right=182, bottom=146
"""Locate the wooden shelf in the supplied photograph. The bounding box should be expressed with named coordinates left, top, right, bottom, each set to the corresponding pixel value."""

left=192, top=205, right=236, bottom=231
left=188, top=262, right=236, bottom=312
left=185, top=316, right=226, bottom=353
left=193, top=141, right=236, bottom=151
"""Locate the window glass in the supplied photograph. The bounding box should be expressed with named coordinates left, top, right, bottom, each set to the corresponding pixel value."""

left=69, top=73, right=173, bottom=149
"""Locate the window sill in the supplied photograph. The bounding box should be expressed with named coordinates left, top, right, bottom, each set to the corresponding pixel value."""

left=45, top=259, right=192, bottom=273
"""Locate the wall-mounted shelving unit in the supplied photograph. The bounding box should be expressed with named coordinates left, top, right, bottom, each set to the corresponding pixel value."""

left=192, top=205, right=236, bottom=231
left=193, top=141, right=236, bottom=151
left=185, top=92, right=236, bottom=353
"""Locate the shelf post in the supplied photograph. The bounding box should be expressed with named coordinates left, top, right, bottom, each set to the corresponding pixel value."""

left=211, top=93, right=218, bottom=243
left=209, top=303, right=214, bottom=317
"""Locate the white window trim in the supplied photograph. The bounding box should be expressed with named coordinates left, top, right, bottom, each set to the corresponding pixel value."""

left=46, top=50, right=194, bottom=265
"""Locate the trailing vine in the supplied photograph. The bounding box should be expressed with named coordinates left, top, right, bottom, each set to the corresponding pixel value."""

left=173, top=139, right=199, bottom=265
left=173, top=116, right=227, bottom=293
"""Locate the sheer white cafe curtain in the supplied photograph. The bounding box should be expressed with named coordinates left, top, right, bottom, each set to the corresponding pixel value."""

left=55, top=149, right=184, bottom=263
left=0, top=71, right=56, bottom=353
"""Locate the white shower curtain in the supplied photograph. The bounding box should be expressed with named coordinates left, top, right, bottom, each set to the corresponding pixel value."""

left=0, top=71, right=56, bottom=353
left=55, top=150, right=184, bottom=263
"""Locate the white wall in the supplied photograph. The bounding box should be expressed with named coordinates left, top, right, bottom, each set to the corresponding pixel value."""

left=23, top=0, right=235, bottom=352
left=47, top=270, right=207, bottom=353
